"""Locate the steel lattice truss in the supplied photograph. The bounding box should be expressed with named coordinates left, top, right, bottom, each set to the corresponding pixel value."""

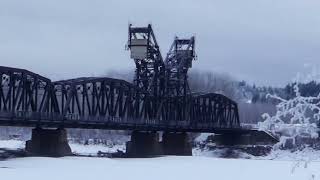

left=127, top=24, right=165, bottom=98
left=165, top=37, right=195, bottom=97
left=0, top=66, right=56, bottom=114
left=0, top=25, right=240, bottom=132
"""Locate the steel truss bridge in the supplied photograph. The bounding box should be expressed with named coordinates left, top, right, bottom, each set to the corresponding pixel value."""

left=0, top=24, right=243, bottom=133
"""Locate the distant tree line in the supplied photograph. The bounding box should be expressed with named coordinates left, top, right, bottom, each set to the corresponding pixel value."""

left=188, top=70, right=320, bottom=124
left=285, top=81, right=320, bottom=98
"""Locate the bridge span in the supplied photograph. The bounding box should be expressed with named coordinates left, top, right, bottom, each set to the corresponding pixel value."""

left=0, top=24, right=277, bottom=157
left=0, top=65, right=276, bottom=157
left=0, top=66, right=240, bottom=133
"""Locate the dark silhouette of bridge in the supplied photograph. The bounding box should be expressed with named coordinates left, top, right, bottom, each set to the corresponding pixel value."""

left=0, top=66, right=240, bottom=133
left=0, top=24, right=277, bottom=157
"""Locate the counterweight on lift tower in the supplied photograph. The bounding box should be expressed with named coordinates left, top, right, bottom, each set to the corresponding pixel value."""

left=127, top=24, right=165, bottom=97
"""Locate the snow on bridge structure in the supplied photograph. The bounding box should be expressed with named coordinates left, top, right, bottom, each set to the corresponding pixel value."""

left=0, top=24, right=277, bottom=157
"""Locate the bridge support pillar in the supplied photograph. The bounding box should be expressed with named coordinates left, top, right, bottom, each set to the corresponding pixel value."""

left=162, top=132, right=192, bottom=156
left=26, top=128, right=72, bottom=157
left=126, top=131, right=163, bottom=157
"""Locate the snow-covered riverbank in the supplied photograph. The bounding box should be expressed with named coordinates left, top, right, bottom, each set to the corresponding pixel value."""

left=1, top=155, right=319, bottom=180
left=2, top=139, right=320, bottom=161
left=1, top=139, right=320, bottom=180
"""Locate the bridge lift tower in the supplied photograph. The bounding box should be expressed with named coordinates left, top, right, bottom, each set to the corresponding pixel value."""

left=127, top=24, right=196, bottom=98
left=165, top=36, right=196, bottom=97
left=127, top=24, right=166, bottom=98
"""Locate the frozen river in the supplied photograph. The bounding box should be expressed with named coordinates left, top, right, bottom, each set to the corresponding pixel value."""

left=1, top=140, right=320, bottom=180
left=0, top=155, right=319, bottom=180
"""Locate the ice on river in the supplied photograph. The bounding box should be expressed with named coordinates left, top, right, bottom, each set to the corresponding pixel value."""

left=0, top=156, right=320, bottom=180
left=1, top=140, right=320, bottom=180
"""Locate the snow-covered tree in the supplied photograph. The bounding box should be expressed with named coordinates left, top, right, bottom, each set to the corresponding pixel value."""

left=258, top=67, right=320, bottom=148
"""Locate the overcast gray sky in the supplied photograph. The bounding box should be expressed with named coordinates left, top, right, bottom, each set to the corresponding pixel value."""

left=0, top=0, right=319, bottom=86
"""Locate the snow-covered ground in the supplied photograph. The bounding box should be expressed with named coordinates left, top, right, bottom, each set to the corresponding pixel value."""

left=2, top=139, right=320, bottom=161
left=0, top=140, right=25, bottom=150
left=1, top=156, right=319, bottom=180
left=70, top=143, right=125, bottom=155
left=194, top=146, right=320, bottom=162
left=0, top=140, right=125, bottom=156
left=1, top=140, right=320, bottom=180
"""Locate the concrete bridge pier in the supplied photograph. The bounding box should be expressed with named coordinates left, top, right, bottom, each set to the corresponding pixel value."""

left=126, top=131, right=163, bottom=157
left=26, top=128, right=72, bottom=157
left=162, top=132, right=192, bottom=156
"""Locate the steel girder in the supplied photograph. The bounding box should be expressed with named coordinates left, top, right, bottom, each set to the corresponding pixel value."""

left=0, top=67, right=240, bottom=130
left=53, top=77, right=136, bottom=122
left=191, top=93, right=240, bottom=128
left=0, top=66, right=57, bottom=114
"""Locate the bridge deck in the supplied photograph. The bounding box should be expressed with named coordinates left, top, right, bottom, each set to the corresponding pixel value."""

left=0, top=111, right=248, bottom=134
